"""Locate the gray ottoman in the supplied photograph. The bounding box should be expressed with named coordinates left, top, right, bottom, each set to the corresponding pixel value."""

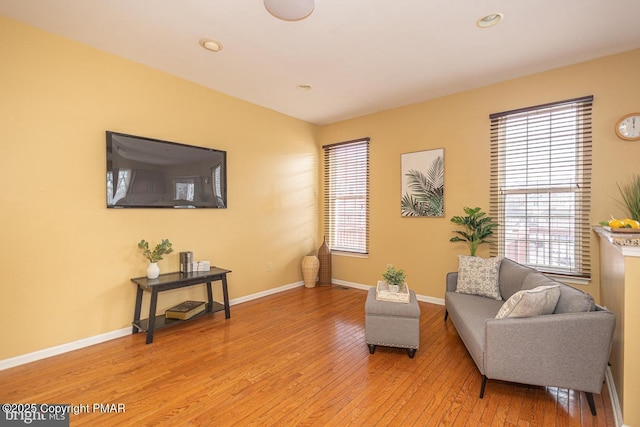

left=365, top=287, right=420, bottom=358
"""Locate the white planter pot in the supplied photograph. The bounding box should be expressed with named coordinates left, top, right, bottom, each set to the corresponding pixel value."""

left=146, top=262, right=160, bottom=279
left=301, top=255, right=320, bottom=288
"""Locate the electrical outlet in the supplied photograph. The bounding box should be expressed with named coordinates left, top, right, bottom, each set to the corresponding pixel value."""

left=267, top=262, right=272, bottom=272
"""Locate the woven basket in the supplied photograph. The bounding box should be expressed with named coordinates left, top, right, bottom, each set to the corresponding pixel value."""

left=318, top=236, right=332, bottom=286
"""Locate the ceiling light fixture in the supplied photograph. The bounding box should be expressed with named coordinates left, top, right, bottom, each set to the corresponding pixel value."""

left=476, top=13, right=504, bottom=28
left=297, top=84, right=312, bottom=92
left=264, top=0, right=315, bottom=21
left=199, top=38, right=223, bottom=52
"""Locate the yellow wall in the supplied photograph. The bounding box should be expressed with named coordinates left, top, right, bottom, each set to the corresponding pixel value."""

left=0, top=17, right=319, bottom=360
left=2, top=10, right=640, bottom=377
left=319, top=48, right=640, bottom=304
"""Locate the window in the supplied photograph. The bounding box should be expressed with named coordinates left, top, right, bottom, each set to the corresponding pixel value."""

left=323, top=138, right=370, bottom=254
left=489, top=96, right=593, bottom=278
left=174, top=179, right=195, bottom=201
left=107, top=169, right=132, bottom=205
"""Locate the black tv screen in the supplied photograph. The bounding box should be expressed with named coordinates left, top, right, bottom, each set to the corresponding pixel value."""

left=106, top=131, right=226, bottom=208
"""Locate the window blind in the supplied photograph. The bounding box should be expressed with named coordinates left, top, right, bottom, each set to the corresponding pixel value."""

left=489, top=96, right=593, bottom=278
left=323, top=138, right=370, bottom=254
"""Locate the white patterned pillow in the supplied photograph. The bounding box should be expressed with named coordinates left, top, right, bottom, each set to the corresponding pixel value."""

left=455, top=255, right=503, bottom=300
left=495, top=285, right=561, bottom=319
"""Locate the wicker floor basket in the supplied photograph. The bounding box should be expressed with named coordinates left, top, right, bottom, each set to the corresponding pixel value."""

left=318, top=237, right=332, bottom=286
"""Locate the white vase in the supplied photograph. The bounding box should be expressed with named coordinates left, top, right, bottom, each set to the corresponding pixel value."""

left=301, top=255, right=320, bottom=288
left=389, top=284, right=400, bottom=293
left=146, top=262, right=160, bottom=279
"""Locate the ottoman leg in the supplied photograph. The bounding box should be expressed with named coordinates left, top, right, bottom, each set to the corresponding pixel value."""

left=367, top=344, right=377, bottom=354
left=407, top=348, right=416, bottom=358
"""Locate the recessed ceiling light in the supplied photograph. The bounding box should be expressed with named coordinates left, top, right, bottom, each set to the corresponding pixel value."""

left=297, top=84, right=312, bottom=91
left=199, top=38, right=223, bottom=52
left=264, top=0, right=315, bottom=21
left=477, top=13, right=504, bottom=28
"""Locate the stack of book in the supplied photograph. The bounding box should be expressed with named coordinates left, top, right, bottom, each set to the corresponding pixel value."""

left=165, top=300, right=206, bottom=320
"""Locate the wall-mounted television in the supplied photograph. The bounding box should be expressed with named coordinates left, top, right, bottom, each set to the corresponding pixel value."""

left=106, top=131, right=227, bottom=208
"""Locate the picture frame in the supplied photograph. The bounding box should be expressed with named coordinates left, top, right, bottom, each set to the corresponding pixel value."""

left=401, top=148, right=444, bottom=217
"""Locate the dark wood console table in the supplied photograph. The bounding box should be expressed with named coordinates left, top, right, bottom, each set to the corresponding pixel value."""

left=131, top=267, right=232, bottom=344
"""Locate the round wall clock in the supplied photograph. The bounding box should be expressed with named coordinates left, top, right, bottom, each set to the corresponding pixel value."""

left=615, top=113, right=640, bottom=141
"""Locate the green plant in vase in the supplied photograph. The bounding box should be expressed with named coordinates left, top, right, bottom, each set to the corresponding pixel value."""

left=618, top=174, right=640, bottom=222
left=382, top=265, right=406, bottom=292
left=449, top=206, right=498, bottom=256
left=138, top=239, right=174, bottom=279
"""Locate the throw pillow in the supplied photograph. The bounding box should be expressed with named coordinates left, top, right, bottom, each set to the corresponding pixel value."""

left=456, top=255, right=503, bottom=300
left=520, top=272, right=595, bottom=313
left=495, top=285, right=561, bottom=319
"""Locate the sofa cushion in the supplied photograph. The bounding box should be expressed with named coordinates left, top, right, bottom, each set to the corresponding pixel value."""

left=521, top=272, right=595, bottom=313
left=456, top=255, right=503, bottom=300
left=495, top=285, right=561, bottom=319
left=498, top=258, right=537, bottom=300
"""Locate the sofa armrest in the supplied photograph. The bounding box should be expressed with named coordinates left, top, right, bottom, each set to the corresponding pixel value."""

left=484, top=310, right=615, bottom=394
left=446, top=272, right=458, bottom=292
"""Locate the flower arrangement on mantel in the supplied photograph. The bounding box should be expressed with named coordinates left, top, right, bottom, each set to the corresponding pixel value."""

left=382, top=265, right=407, bottom=291
left=138, top=239, right=174, bottom=263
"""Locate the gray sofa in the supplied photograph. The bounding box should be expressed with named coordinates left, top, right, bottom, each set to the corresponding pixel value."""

left=444, top=257, right=615, bottom=416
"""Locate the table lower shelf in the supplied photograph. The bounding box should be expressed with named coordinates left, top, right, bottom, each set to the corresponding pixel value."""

left=132, top=301, right=225, bottom=332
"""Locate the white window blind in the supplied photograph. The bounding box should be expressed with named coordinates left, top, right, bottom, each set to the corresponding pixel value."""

left=489, top=96, right=593, bottom=278
left=323, top=138, right=370, bottom=254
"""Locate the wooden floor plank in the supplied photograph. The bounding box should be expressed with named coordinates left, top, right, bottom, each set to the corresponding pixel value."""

left=0, top=286, right=615, bottom=426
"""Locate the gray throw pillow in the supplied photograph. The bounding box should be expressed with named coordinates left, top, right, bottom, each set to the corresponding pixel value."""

left=495, top=285, right=561, bottom=319
left=456, top=255, right=503, bottom=300
left=521, top=272, right=595, bottom=313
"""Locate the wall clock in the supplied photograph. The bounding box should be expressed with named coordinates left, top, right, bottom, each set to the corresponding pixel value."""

left=615, top=113, right=640, bottom=141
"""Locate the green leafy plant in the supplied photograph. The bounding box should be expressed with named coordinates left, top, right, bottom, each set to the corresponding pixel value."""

left=401, top=156, right=444, bottom=217
left=618, top=174, right=640, bottom=222
left=382, top=265, right=407, bottom=287
left=138, top=239, right=174, bottom=263
left=449, top=207, right=498, bottom=256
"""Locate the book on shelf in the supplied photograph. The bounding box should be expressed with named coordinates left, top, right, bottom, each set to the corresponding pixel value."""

left=165, top=300, right=206, bottom=320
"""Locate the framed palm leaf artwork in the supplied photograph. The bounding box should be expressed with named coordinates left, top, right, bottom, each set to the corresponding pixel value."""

left=401, top=148, right=444, bottom=217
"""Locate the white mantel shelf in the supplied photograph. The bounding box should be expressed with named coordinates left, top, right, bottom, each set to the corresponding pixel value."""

left=593, top=226, right=640, bottom=257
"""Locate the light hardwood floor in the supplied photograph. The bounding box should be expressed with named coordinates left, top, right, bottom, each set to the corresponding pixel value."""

left=0, top=285, right=615, bottom=426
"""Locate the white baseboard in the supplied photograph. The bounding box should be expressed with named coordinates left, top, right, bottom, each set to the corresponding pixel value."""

left=0, top=327, right=132, bottom=371
left=228, top=280, right=304, bottom=305
left=332, top=279, right=445, bottom=306
left=0, top=280, right=305, bottom=371
left=606, top=366, right=625, bottom=427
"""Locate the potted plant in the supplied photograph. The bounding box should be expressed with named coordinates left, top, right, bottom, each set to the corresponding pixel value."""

left=618, top=174, right=640, bottom=222
left=382, top=265, right=406, bottom=292
left=449, top=206, right=498, bottom=256
left=138, top=239, right=174, bottom=278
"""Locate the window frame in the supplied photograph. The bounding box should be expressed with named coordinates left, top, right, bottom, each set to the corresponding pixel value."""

left=323, top=138, right=370, bottom=256
left=489, top=96, right=593, bottom=278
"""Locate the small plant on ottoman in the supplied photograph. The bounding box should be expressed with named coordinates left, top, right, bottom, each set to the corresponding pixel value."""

left=382, top=265, right=406, bottom=292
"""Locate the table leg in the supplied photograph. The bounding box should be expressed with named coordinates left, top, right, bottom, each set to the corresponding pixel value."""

left=222, top=274, right=231, bottom=319
left=132, top=287, right=143, bottom=334
left=206, top=281, right=214, bottom=313
left=146, top=289, right=159, bottom=344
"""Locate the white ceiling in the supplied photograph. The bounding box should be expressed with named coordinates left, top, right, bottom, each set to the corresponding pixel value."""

left=2, top=0, right=639, bottom=125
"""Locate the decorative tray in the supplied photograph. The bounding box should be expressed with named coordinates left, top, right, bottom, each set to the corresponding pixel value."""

left=603, top=226, right=640, bottom=234
left=376, top=280, right=410, bottom=303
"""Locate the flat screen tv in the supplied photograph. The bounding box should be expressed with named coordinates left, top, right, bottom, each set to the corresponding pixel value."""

left=106, top=131, right=227, bottom=208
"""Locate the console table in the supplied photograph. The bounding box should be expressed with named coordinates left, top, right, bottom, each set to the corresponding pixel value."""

left=131, top=267, right=232, bottom=344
